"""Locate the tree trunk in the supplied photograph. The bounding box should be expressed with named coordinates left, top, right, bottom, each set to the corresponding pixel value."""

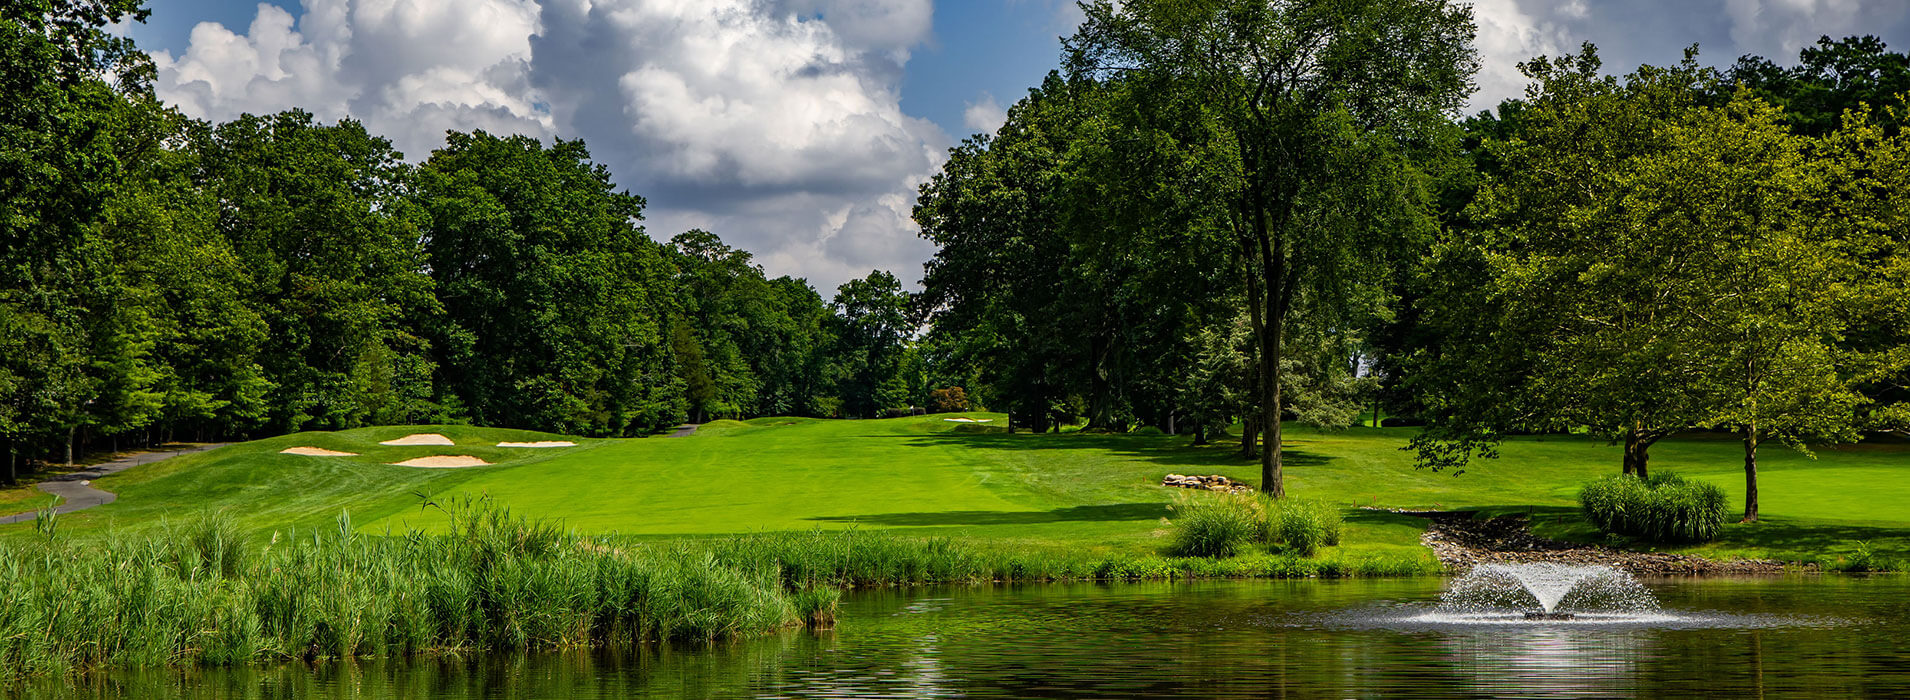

left=1741, top=425, right=1760, bottom=523
left=66, top=425, right=77, bottom=468
left=1240, top=414, right=1258, bottom=459
left=1622, top=429, right=1652, bottom=481
left=6, top=445, right=14, bottom=487
left=1191, top=422, right=1207, bottom=446
left=1263, top=306, right=1284, bottom=498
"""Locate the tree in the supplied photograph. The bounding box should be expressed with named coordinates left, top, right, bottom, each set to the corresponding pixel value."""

left=830, top=271, right=911, bottom=419
left=1815, top=104, right=1910, bottom=440
left=420, top=131, right=680, bottom=435
left=1, top=0, right=163, bottom=468
left=1645, top=93, right=1865, bottom=522
left=1726, top=36, right=1910, bottom=137
left=1067, top=0, right=1476, bottom=495
left=1411, top=48, right=1732, bottom=479
left=916, top=76, right=1092, bottom=433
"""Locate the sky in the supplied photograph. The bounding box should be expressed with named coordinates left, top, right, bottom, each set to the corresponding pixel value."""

left=126, top=0, right=1910, bottom=293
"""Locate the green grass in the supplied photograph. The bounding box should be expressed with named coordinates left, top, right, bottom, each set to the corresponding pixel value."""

left=3, top=415, right=1905, bottom=567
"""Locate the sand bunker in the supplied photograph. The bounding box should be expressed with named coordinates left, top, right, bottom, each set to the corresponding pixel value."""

left=391, top=455, right=491, bottom=468
left=280, top=446, right=358, bottom=457
left=941, top=418, right=993, bottom=423
left=380, top=433, right=455, bottom=446
left=496, top=441, right=577, bottom=448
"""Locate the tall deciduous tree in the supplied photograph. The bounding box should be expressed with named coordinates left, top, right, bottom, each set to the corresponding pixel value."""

left=1067, top=0, right=1475, bottom=495
left=1413, top=48, right=1730, bottom=479
left=830, top=271, right=911, bottom=419
left=1643, top=93, right=1865, bottom=522
left=421, top=131, right=681, bottom=436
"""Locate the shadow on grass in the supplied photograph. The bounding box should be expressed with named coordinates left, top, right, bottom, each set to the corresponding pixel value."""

left=1708, top=517, right=1910, bottom=554
left=806, top=502, right=1169, bottom=527
left=888, top=430, right=1336, bottom=472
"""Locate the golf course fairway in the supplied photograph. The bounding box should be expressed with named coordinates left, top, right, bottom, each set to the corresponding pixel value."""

left=2, top=414, right=1905, bottom=564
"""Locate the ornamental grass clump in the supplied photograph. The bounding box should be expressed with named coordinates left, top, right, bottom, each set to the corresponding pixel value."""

left=1165, top=492, right=1264, bottom=558
left=1268, top=499, right=1343, bottom=556
left=1165, top=493, right=1344, bottom=558
left=1578, top=472, right=1727, bottom=543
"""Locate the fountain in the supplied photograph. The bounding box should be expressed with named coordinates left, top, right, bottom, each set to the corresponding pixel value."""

left=1429, top=562, right=1662, bottom=623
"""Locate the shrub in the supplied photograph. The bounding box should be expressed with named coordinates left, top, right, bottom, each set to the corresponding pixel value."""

left=1269, top=499, right=1343, bottom=556
left=928, top=387, right=971, bottom=413
left=1165, top=493, right=1264, bottom=557
left=1578, top=472, right=1727, bottom=543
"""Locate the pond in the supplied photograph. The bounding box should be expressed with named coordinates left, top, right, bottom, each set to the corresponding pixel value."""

left=18, top=575, right=1910, bottom=698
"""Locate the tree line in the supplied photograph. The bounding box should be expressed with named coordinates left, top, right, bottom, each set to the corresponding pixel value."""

left=914, top=0, right=1910, bottom=520
left=0, top=1, right=946, bottom=484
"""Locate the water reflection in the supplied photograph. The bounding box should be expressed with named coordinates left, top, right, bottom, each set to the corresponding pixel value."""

left=13, top=577, right=1910, bottom=699
left=1439, top=627, right=1652, bottom=698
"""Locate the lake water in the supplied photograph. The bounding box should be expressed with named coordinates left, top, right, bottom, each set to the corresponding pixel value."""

left=18, top=576, right=1910, bottom=698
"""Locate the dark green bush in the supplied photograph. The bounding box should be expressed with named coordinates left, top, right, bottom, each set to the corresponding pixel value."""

left=1578, top=472, right=1727, bottom=543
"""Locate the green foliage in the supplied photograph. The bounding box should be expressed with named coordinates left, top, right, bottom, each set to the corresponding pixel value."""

left=0, top=499, right=839, bottom=677
left=829, top=271, right=912, bottom=418
left=1578, top=472, right=1728, bottom=543
left=1165, top=493, right=1346, bottom=558
left=1165, top=493, right=1265, bottom=558
left=1269, top=499, right=1345, bottom=557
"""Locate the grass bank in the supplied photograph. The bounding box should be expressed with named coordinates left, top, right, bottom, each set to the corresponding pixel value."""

left=2, top=415, right=1904, bottom=568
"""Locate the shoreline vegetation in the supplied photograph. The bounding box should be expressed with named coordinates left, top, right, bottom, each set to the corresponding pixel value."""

left=0, top=501, right=1441, bottom=678
left=0, top=414, right=1901, bottom=678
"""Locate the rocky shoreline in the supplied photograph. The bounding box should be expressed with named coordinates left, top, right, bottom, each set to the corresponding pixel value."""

left=1418, top=513, right=1804, bottom=576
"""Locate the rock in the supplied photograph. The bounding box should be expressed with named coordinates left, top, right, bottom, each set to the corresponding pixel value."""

left=1161, top=473, right=1253, bottom=493
left=1417, top=514, right=1798, bottom=577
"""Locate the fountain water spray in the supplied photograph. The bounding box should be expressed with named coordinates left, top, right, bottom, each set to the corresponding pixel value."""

left=1432, top=563, right=1660, bottom=623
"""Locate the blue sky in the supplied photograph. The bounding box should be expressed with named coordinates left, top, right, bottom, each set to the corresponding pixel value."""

left=128, top=0, right=1910, bottom=290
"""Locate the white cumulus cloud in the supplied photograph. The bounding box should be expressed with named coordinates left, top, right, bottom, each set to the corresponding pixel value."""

left=962, top=91, right=1007, bottom=135
left=1462, top=0, right=1573, bottom=113
left=149, top=0, right=946, bottom=291
left=151, top=0, right=553, bottom=159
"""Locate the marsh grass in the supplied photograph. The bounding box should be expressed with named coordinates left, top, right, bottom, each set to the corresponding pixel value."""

left=0, top=498, right=829, bottom=677
left=1, top=497, right=1420, bottom=678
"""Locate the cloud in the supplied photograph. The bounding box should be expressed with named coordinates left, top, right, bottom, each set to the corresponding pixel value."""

left=527, top=0, right=945, bottom=289
left=962, top=92, right=1007, bottom=135
left=148, top=0, right=946, bottom=291
left=150, top=0, right=553, bottom=160
left=1462, top=0, right=1573, bottom=113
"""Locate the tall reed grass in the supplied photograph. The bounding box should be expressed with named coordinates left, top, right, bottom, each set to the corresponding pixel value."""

left=1165, top=492, right=1345, bottom=557
left=0, top=496, right=1424, bottom=678
left=0, top=499, right=830, bottom=677
left=1578, top=472, right=1727, bottom=543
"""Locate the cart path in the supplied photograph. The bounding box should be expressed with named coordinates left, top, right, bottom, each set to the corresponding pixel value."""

left=667, top=424, right=700, bottom=438
left=0, top=444, right=228, bottom=524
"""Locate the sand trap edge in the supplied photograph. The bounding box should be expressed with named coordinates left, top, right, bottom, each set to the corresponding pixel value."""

left=496, top=441, right=577, bottom=448
left=390, top=455, right=491, bottom=468
left=379, top=433, right=455, bottom=446
left=281, top=446, right=358, bottom=457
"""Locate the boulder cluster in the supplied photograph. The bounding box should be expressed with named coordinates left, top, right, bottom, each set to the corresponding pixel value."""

left=1161, top=474, right=1254, bottom=493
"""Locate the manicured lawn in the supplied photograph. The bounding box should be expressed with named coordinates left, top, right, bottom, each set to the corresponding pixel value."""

left=2, top=415, right=1904, bottom=565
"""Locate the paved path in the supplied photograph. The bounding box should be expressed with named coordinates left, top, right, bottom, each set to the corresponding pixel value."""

left=667, top=423, right=700, bottom=438
left=0, top=444, right=227, bottom=524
